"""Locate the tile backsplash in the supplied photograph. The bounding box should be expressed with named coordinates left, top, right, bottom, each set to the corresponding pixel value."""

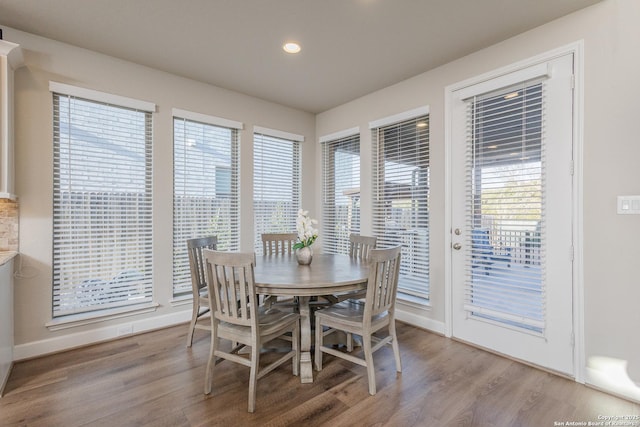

left=0, top=199, right=18, bottom=251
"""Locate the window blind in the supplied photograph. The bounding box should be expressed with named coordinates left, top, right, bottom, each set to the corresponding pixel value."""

left=52, top=93, right=153, bottom=317
left=322, top=133, right=360, bottom=254
left=372, top=115, right=430, bottom=300
left=464, top=80, right=546, bottom=332
left=253, top=132, right=301, bottom=254
left=173, top=116, right=240, bottom=296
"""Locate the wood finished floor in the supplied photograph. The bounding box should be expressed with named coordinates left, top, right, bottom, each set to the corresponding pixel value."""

left=1, top=322, right=639, bottom=426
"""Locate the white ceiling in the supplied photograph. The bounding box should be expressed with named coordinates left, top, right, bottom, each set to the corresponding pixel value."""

left=0, top=0, right=601, bottom=113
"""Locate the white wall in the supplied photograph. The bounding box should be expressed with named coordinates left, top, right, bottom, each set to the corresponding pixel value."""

left=6, top=27, right=316, bottom=354
left=316, top=0, right=640, bottom=402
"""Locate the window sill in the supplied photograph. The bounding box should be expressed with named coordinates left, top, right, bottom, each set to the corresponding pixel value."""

left=169, top=295, right=193, bottom=307
left=45, top=302, right=159, bottom=331
left=397, top=292, right=431, bottom=310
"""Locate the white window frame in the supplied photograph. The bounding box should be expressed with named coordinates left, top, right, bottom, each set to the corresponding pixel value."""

left=253, top=126, right=303, bottom=254
left=320, top=128, right=361, bottom=255
left=48, top=82, right=156, bottom=325
left=370, top=107, right=430, bottom=302
left=172, top=109, right=242, bottom=297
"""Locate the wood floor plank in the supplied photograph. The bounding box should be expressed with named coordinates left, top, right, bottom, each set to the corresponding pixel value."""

left=262, top=391, right=349, bottom=426
left=1, top=322, right=638, bottom=426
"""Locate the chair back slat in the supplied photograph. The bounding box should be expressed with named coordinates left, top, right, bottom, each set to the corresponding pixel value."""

left=349, top=234, right=377, bottom=260
left=187, top=236, right=218, bottom=292
left=238, top=266, right=250, bottom=320
left=364, top=246, right=402, bottom=320
left=204, top=250, right=256, bottom=328
left=262, top=233, right=297, bottom=255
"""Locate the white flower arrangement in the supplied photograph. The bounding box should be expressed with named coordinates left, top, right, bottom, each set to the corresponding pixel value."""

left=294, top=209, right=319, bottom=250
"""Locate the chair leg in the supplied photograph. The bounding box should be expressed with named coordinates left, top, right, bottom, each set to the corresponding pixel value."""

left=186, top=301, right=199, bottom=347
left=204, top=326, right=218, bottom=394
left=314, top=318, right=323, bottom=371
left=293, top=321, right=300, bottom=376
left=346, top=332, right=353, bottom=352
left=248, top=345, right=259, bottom=413
left=362, top=334, right=376, bottom=395
left=389, top=320, right=402, bottom=373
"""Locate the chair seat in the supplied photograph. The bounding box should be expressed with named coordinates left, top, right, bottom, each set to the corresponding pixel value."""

left=315, top=301, right=389, bottom=332
left=218, top=309, right=299, bottom=340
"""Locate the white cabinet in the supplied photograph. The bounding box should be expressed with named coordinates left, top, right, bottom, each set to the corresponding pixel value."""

left=0, top=257, right=14, bottom=396
left=0, top=41, right=23, bottom=200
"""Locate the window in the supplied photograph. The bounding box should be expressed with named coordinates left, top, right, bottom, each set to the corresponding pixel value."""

left=52, top=84, right=154, bottom=317
left=371, top=112, right=430, bottom=300
left=464, top=81, right=545, bottom=331
left=321, top=132, right=360, bottom=254
left=173, top=112, right=241, bottom=297
left=253, top=128, right=302, bottom=254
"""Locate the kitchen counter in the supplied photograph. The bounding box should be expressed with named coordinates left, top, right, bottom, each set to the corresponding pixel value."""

left=0, top=251, right=17, bottom=267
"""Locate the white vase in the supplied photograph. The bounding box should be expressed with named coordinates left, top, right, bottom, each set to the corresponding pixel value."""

left=296, top=246, right=313, bottom=265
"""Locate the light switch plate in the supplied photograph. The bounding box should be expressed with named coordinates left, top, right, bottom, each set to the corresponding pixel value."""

left=617, top=195, right=640, bottom=214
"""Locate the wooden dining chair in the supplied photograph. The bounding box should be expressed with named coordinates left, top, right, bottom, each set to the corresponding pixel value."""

left=327, top=233, right=378, bottom=350
left=335, top=234, right=377, bottom=301
left=314, top=245, right=402, bottom=395
left=185, top=235, right=218, bottom=347
left=203, top=250, right=300, bottom=413
left=349, top=233, right=377, bottom=260
left=320, top=233, right=376, bottom=306
left=261, top=232, right=298, bottom=308
left=261, top=232, right=297, bottom=255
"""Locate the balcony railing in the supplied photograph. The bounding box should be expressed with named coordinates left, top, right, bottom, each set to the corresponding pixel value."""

left=489, top=228, right=541, bottom=266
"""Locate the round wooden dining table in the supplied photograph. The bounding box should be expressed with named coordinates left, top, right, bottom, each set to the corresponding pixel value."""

left=254, top=253, right=369, bottom=383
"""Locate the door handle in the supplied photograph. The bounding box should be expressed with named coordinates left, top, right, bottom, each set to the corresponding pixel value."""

left=452, top=243, right=462, bottom=250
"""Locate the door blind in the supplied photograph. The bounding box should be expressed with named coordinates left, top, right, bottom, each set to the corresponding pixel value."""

left=253, top=132, right=301, bottom=254
left=322, top=133, right=360, bottom=254
left=464, top=80, right=546, bottom=332
left=173, top=116, right=240, bottom=296
left=372, top=115, right=430, bottom=300
left=52, top=93, right=153, bottom=317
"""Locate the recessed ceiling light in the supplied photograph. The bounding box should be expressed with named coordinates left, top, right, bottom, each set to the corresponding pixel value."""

left=416, top=121, right=428, bottom=128
left=283, top=42, right=301, bottom=54
left=504, top=91, right=519, bottom=100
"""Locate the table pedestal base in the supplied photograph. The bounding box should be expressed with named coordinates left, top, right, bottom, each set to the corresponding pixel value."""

left=298, top=296, right=314, bottom=383
left=299, top=352, right=313, bottom=383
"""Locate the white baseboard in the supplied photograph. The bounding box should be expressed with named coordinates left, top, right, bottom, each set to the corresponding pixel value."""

left=14, top=305, right=445, bottom=362
left=14, top=310, right=191, bottom=361
left=395, top=306, right=445, bottom=335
